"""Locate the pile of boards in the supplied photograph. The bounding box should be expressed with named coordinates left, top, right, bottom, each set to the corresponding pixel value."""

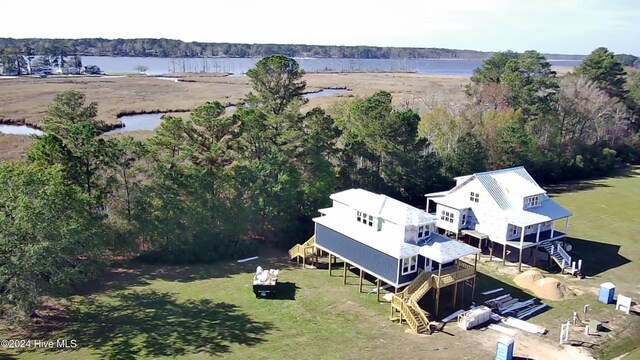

left=484, top=294, right=548, bottom=320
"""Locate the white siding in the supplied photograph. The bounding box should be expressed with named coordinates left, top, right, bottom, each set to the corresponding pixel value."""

left=435, top=205, right=459, bottom=233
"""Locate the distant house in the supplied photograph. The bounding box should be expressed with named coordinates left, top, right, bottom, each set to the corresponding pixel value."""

left=289, top=188, right=481, bottom=332
left=55, top=67, right=81, bottom=75
left=31, top=66, right=53, bottom=76
left=425, top=166, right=574, bottom=272
left=83, top=65, right=102, bottom=75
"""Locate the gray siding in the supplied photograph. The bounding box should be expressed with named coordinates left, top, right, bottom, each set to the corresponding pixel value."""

left=316, top=224, right=400, bottom=285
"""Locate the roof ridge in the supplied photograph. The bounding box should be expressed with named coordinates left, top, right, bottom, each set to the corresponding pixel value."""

left=473, top=165, right=525, bottom=177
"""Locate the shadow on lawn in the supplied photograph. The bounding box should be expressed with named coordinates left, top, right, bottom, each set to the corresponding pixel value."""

left=52, top=290, right=274, bottom=360
left=78, top=249, right=297, bottom=296
left=545, top=166, right=640, bottom=195
left=567, top=237, right=631, bottom=277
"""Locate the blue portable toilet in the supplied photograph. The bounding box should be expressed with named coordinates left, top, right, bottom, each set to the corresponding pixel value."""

left=495, top=335, right=514, bottom=360
left=599, top=282, right=615, bottom=304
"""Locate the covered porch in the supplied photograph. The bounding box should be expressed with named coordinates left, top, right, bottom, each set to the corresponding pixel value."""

left=505, top=216, right=571, bottom=272
left=418, top=236, right=481, bottom=316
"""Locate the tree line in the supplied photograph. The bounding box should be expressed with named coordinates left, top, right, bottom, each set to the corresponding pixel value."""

left=1, top=49, right=639, bottom=324
left=0, top=37, right=589, bottom=60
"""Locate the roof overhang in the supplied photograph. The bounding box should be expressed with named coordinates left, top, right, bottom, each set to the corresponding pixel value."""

left=419, top=235, right=481, bottom=263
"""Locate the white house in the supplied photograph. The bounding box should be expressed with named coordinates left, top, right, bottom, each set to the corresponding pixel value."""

left=425, top=166, right=573, bottom=271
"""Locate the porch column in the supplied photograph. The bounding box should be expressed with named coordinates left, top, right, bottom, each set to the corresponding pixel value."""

left=376, top=278, right=381, bottom=302
left=359, top=268, right=364, bottom=293
left=452, top=261, right=460, bottom=306
left=328, top=254, right=332, bottom=276
left=502, top=243, right=507, bottom=266
left=489, top=240, right=493, bottom=262
left=551, top=220, right=556, bottom=238
left=564, top=217, right=570, bottom=236
left=471, top=254, right=478, bottom=301
left=535, top=223, right=541, bottom=243
left=435, top=263, right=442, bottom=317
left=519, top=226, right=525, bottom=272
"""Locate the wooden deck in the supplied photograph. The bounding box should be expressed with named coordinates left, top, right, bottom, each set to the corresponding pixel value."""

left=425, top=260, right=476, bottom=288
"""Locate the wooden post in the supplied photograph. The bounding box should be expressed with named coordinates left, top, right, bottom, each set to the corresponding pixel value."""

left=435, top=263, right=442, bottom=317
left=303, top=251, right=306, bottom=269
left=453, top=261, right=460, bottom=306
left=359, top=268, right=364, bottom=293
left=489, top=241, right=493, bottom=262
left=376, top=278, right=381, bottom=302
left=518, top=247, right=523, bottom=272
left=328, top=254, right=332, bottom=276
left=452, top=282, right=458, bottom=308
left=518, top=227, right=525, bottom=272
left=502, top=243, right=507, bottom=266
left=471, top=275, right=477, bottom=302
left=343, top=262, right=348, bottom=284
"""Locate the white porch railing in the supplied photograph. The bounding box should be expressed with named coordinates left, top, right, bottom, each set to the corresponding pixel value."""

left=555, top=243, right=572, bottom=270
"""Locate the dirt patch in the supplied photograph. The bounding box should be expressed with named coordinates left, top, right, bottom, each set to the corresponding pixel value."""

left=334, top=300, right=376, bottom=317
left=514, top=270, right=575, bottom=301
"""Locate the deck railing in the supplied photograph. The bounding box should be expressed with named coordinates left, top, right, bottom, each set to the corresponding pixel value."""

left=408, top=298, right=429, bottom=329
left=430, top=260, right=476, bottom=288
left=556, top=243, right=572, bottom=270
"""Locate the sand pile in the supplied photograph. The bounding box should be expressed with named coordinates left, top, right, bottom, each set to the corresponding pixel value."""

left=513, top=270, right=575, bottom=301
left=514, top=270, right=545, bottom=289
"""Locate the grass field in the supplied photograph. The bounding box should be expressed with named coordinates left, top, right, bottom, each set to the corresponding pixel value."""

left=0, top=73, right=468, bottom=163
left=1, top=166, right=638, bottom=360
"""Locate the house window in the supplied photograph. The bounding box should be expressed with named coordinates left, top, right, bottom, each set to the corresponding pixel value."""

left=401, top=255, right=418, bottom=275
left=544, top=221, right=551, bottom=227
left=510, top=226, right=518, bottom=235
left=526, top=225, right=533, bottom=230
left=440, top=210, right=454, bottom=223
left=525, top=195, right=540, bottom=208
left=356, top=211, right=374, bottom=227
left=461, top=213, right=467, bottom=225
left=418, top=225, right=430, bottom=239
left=470, top=192, right=479, bottom=203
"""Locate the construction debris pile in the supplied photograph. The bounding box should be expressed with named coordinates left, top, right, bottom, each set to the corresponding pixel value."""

left=484, top=293, right=548, bottom=320
left=514, top=270, right=575, bottom=301
left=454, top=287, right=549, bottom=337
left=253, top=266, right=279, bottom=285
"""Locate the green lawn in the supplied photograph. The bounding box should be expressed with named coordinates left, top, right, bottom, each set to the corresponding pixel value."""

left=1, top=166, right=639, bottom=360
left=550, top=167, right=640, bottom=295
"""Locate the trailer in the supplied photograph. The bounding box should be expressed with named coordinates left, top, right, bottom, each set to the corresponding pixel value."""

left=253, top=266, right=279, bottom=298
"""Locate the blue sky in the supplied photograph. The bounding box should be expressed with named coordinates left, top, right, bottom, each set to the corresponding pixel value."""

left=1, top=0, right=638, bottom=55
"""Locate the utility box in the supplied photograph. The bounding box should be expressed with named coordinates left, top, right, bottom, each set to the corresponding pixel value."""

left=495, top=335, right=514, bottom=360
left=599, top=282, right=615, bottom=304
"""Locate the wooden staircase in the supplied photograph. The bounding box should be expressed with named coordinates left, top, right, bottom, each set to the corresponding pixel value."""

left=541, top=240, right=573, bottom=274
left=288, top=235, right=317, bottom=267
left=392, top=271, right=436, bottom=334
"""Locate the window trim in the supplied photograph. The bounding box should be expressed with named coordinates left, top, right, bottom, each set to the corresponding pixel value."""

left=401, top=255, right=418, bottom=275
left=356, top=210, right=374, bottom=227
left=441, top=210, right=454, bottom=223
left=418, top=225, right=430, bottom=239
left=525, top=195, right=541, bottom=208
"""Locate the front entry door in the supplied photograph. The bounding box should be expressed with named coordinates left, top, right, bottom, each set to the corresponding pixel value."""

left=424, top=258, right=433, bottom=272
